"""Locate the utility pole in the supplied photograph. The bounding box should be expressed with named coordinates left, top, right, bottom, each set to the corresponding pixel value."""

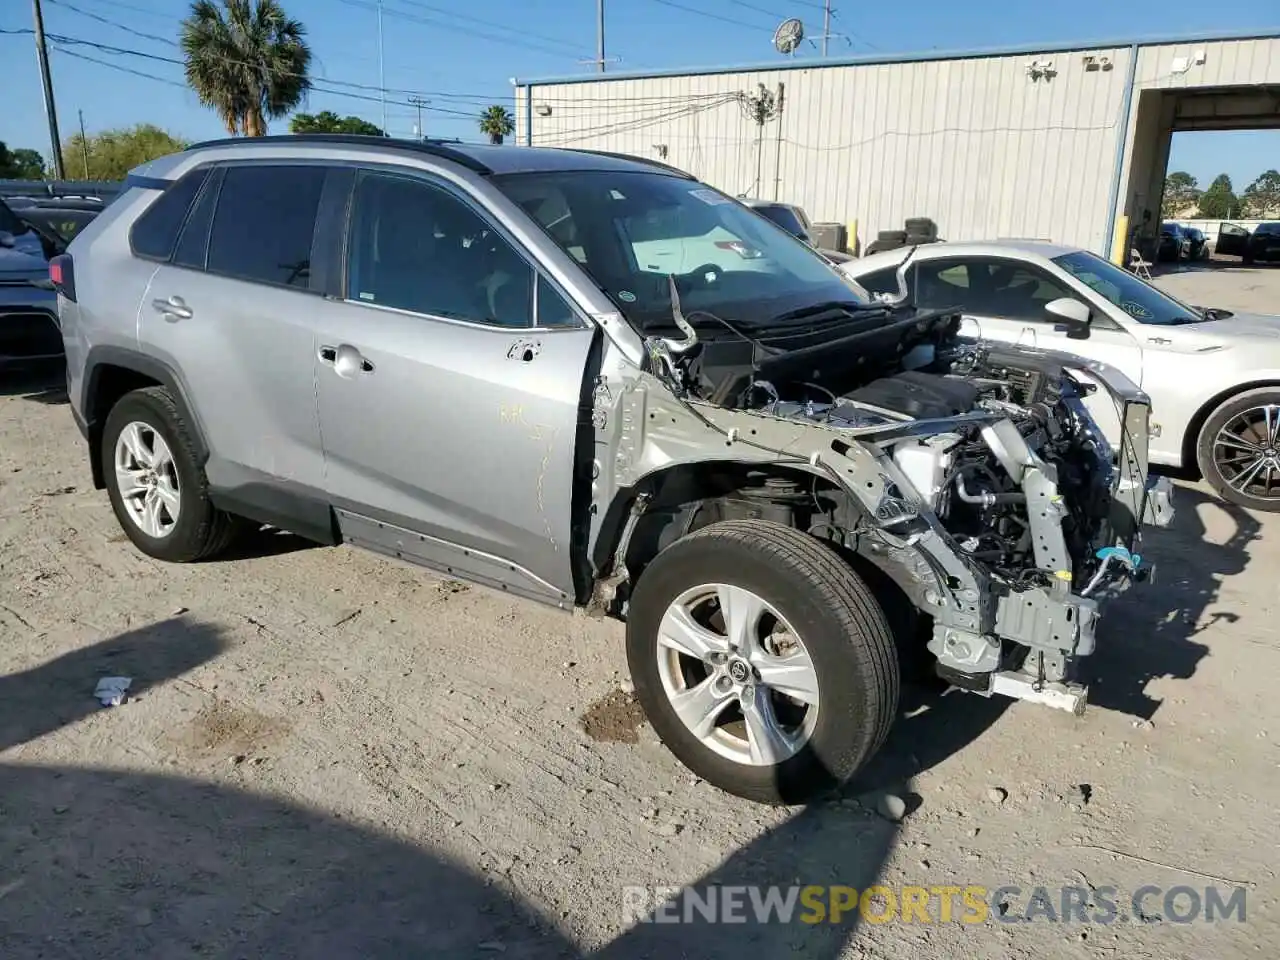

left=78, top=109, right=89, bottom=179
left=32, top=0, right=65, bottom=179
left=821, top=0, right=832, bottom=57
left=596, top=0, right=605, bottom=73
left=407, top=96, right=430, bottom=139
left=376, top=0, right=387, bottom=134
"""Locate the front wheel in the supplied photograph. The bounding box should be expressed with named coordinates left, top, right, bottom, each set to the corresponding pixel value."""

left=626, top=520, right=899, bottom=804
left=1196, top=388, right=1280, bottom=511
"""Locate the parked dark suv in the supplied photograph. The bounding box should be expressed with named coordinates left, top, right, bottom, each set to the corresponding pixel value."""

left=0, top=180, right=115, bottom=364
left=1217, top=221, right=1280, bottom=264
left=1157, top=222, right=1190, bottom=262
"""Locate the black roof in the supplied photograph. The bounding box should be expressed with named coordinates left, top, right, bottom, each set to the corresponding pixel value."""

left=182, top=133, right=695, bottom=179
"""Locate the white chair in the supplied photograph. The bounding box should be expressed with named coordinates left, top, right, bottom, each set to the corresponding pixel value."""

left=1129, top=248, right=1153, bottom=280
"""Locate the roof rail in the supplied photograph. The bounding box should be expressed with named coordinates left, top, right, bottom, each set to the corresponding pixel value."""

left=0, top=178, right=121, bottom=201
left=183, top=134, right=493, bottom=175
left=567, top=149, right=695, bottom=179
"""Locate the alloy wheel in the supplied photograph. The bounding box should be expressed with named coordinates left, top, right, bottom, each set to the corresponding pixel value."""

left=654, top=583, right=820, bottom=767
left=114, top=421, right=182, bottom=538
left=1212, top=403, right=1280, bottom=501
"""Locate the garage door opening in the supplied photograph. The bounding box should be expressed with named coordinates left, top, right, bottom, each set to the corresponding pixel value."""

left=1120, top=85, right=1280, bottom=266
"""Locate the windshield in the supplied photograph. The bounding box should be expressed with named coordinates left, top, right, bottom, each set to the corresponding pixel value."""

left=1256, top=222, right=1280, bottom=236
left=20, top=207, right=100, bottom=244
left=491, top=170, right=863, bottom=331
left=0, top=199, right=30, bottom=237
left=1053, top=250, right=1204, bottom=325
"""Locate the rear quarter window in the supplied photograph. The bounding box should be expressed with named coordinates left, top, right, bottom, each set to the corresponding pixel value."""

left=129, top=167, right=212, bottom=261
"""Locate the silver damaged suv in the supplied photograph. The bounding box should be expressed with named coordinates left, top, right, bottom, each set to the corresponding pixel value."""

left=58, top=135, right=1172, bottom=803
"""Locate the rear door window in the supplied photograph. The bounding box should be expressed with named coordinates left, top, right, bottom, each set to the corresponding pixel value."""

left=129, top=167, right=211, bottom=261
left=205, top=164, right=326, bottom=289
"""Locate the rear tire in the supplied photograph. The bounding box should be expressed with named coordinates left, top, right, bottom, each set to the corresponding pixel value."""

left=102, top=386, right=243, bottom=561
left=1196, top=387, right=1280, bottom=512
left=626, top=520, right=899, bottom=804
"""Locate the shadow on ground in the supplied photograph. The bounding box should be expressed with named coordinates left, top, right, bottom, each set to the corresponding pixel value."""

left=1084, top=484, right=1260, bottom=719
left=0, top=360, right=66, bottom=402
left=0, top=617, right=229, bottom=753
left=0, top=618, right=902, bottom=958
left=209, top=524, right=321, bottom=562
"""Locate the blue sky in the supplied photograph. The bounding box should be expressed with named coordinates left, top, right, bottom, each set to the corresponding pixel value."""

left=2, top=0, right=1277, bottom=188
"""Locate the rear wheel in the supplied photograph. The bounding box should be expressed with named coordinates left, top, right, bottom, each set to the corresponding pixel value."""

left=626, top=520, right=899, bottom=804
left=102, top=386, right=244, bottom=561
left=1196, top=388, right=1280, bottom=511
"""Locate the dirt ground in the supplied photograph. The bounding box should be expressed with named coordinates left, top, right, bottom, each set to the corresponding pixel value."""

left=2, top=265, right=1278, bottom=959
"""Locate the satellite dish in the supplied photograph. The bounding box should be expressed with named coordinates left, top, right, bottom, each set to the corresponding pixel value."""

left=773, top=18, right=804, bottom=56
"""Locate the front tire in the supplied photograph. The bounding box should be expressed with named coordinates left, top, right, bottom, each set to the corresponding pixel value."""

left=626, top=520, right=899, bottom=804
left=102, top=386, right=243, bottom=561
left=1196, top=387, right=1280, bottom=511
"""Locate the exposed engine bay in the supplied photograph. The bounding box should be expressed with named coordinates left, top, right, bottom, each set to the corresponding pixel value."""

left=635, top=284, right=1170, bottom=714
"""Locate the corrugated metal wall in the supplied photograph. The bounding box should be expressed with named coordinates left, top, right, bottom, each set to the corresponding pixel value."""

left=1115, top=37, right=1280, bottom=234
left=1136, top=36, right=1280, bottom=89
left=520, top=46, right=1134, bottom=253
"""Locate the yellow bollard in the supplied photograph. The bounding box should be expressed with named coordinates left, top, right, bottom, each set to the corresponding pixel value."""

left=1110, top=214, right=1130, bottom=266
left=847, top=219, right=859, bottom=256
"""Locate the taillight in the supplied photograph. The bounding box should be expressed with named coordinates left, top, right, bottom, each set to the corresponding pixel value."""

left=50, top=254, right=76, bottom=302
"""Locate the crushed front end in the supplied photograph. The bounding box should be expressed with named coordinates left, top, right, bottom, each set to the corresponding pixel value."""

left=846, top=343, right=1173, bottom=713
left=625, top=291, right=1171, bottom=716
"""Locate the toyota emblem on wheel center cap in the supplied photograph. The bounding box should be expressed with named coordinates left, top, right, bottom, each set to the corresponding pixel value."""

left=727, top=659, right=751, bottom=683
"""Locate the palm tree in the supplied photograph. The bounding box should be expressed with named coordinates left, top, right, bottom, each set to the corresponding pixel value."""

left=181, top=0, right=312, bottom=137
left=478, top=105, right=515, bottom=145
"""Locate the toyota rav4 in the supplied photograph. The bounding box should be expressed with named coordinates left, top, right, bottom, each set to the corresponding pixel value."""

left=57, top=135, right=1171, bottom=803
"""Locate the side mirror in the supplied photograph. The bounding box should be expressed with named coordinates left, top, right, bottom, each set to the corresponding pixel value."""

left=0, top=231, right=14, bottom=249
left=1045, top=296, right=1092, bottom=340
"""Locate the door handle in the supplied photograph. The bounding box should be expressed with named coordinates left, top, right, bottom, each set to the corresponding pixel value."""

left=151, top=295, right=193, bottom=320
left=1148, top=336, right=1172, bottom=345
left=320, top=343, right=374, bottom=377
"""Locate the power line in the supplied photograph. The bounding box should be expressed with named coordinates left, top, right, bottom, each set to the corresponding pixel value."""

left=338, top=0, right=582, bottom=61
left=726, top=0, right=801, bottom=20
left=3, top=25, right=740, bottom=109
left=71, top=0, right=179, bottom=21
left=385, top=0, right=584, bottom=54
left=648, top=0, right=776, bottom=31
left=537, top=96, right=738, bottom=145
left=45, top=0, right=177, bottom=46
left=52, top=43, right=186, bottom=86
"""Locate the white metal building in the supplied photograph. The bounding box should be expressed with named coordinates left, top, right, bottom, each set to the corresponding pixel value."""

left=513, top=30, right=1280, bottom=256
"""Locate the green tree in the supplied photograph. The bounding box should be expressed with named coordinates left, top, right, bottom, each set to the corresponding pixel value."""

left=1242, top=169, right=1280, bottom=219
left=1160, top=170, right=1200, bottom=219
left=181, top=0, right=312, bottom=137
left=478, top=105, right=514, bottom=145
left=0, top=144, right=47, bottom=179
left=62, top=125, right=189, bottom=181
left=290, top=111, right=384, bottom=136
left=1197, top=174, right=1239, bottom=220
